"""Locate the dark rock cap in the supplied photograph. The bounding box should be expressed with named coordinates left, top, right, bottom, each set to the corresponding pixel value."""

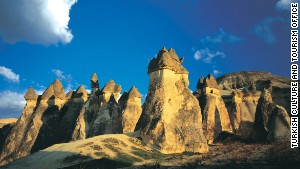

left=101, top=80, right=122, bottom=93
left=196, top=76, right=205, bottom=89
left=148, top=47, right=188, bottom=74
left=197, top=74, right=220, bottom=90
left=24, top=86, right=38, bottom=101
left=41, top=79, right=65, bottom=99
left=90, top=73, right=99, bottom=89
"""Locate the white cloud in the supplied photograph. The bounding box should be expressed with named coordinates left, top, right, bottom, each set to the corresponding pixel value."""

left=201, top=29, right=243, bottom=44
left=194, top=50, right=202, bottom=60
left=0, top=66, right=20, bottom=83
left=52, top=69, right=73, bottom=92
left=276, top=0, right=299, bottom=11
left=0, top=0, right=77, bottom=45
left=254, top=17, right=284, bottom=44
left=194, top=48, right=226, bottom=63
left=52, top=69, right=66, bottom=80
left=0, top=91, right=26, bottom=118
left=213, top=69, right=222, bottom=76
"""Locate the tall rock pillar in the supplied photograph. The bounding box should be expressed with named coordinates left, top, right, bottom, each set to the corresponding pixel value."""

left=136, top=47, right=208, bottom=154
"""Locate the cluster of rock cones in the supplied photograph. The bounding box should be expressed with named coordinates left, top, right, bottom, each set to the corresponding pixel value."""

left=0, top=48, right=291, bottom=166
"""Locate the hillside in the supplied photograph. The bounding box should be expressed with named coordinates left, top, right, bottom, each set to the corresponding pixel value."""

left=3, top=133, right=299, bottom=169
left=0, top=48, right=295, bottom=169
left=216, top=71, right=290, bottom=90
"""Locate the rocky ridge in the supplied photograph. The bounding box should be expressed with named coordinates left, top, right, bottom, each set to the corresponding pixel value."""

left=0, top=47, right=293, bottom=167
left=194, top=74, right=232, bottom=144
left=136, top=48, right=208, bottom=153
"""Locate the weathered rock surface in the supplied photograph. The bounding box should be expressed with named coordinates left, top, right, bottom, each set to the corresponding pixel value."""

left=0, top=119, right=17, bottom=151
left=101, top=80, right=122, bottom=103
left=217, top=71, right=290, bottom=90
left=119, top=86, right=142, bottom=133
left=217, top=71, right=291, bottom=115
left=87, top=95, right=122, bottom=136
left=72, top=78, right=123, bottom=139
left=90, top=73, right=99, bottom=93
left=229, top=89, right=261, bottom=139
left=194, top=74, right=232, bottom=144
left=254, top=88, right=290, bottom=142
left=136, top=48, right=208, bottom=154
left=0, top=87, right=40, bottom=166
left=0, top=81, right=88, bottom=166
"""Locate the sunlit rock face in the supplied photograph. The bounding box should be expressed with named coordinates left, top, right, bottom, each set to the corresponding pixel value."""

left=216, top=71, right=291, bottom=116
left=136, top=47, right=208, bottom=154
left=0, top=119, right=17, bottom=152
left=101, top=80, right=122, bottom=103
left=0, top=81, right=87, bottom=166
left=229, top=88, right=261, bottom=140
left=119, top=86, right=142, bottom=133
left=194, top=74, right=233, bottom=144
left=72, top=75, right=123, bottom=140
left=254, top=88, right=290, bottom=142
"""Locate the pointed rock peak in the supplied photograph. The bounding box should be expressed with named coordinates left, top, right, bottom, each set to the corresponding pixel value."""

left=41, top=79, right=65, bottom=99
left=128, top=86, right=142, bottom=98
left=53, top=79, right=62, bottom=85
left=75, top=85, right=88, bottom=98
left=24, top=86, right=38, bottom=100
left=102, top=80, right=122, bottom=93
left=66, top=90, right=75, bottom=99
left=76, top=85, right=88, bottom=94
left=148, top=47, right=188, bottom=74
left=91, top=73, right=98, bottom=83
left=204, top=74, right=220, bottom=89
left=207, top=74, right=215, bottom=80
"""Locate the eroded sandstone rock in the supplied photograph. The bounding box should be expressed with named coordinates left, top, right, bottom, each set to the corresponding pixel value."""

left=229, top=89, right=261, bottom=139
left=0, top=119, right=17, bottom=152
left=88, top=94, right=122, bottom=136
left=119, top=86, right=142, bottom=133
left=254, top=88, right=290, bottom=142
left=0, top=87, right=40, bottom=166
left=136, top=48, right=208, bottom=154
left=91, top=73, right=99, bottom=93
left=216, top=71, right=291, bottom=116
left=101, top=80, right=122, bottom=102
left=0, top=81, right=87, bottom=166
left=72, top=76, right=123, bottom=140
left=194, top=74, right=232, bottom=144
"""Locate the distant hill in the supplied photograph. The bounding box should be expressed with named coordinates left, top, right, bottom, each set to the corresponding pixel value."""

left=216, top=71, right=290, bottom=90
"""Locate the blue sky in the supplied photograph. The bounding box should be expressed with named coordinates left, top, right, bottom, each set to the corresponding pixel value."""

left=0, top=0, right=298, bottom=118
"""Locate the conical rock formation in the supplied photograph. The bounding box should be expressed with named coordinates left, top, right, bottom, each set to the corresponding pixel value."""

left=254, top=88, right=290, bottom=142
left=0, top=81, right=87, bottom=166
left=72, top=77, right=123, bottom=140
left=194, top=74, right=232, bottom=144
left=136, top=48, right=208, bottom=154
left=0, top=87, right=40, bottom=165
left=119, top=86, right=142, bottom=133
left=101, top=80, right=122, bottom=103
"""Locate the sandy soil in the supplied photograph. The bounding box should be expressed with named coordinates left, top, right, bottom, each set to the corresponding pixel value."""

left=2, top=133, right=300, bottom=169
